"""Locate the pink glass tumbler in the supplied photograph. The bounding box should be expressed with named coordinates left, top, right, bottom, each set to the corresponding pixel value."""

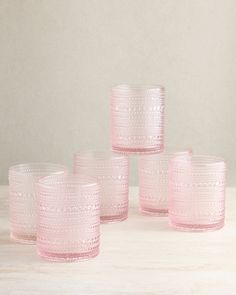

left=110, top=84, right=165, bottom=154
left=37, top=174, right=100, bottom=262
left=139, top=150, right=191, bottom=216
left=8, top=163, right=67, bottom=244
left=74, top=152, right=129, bottom=223
left=168, top=155, right=226, bottom=232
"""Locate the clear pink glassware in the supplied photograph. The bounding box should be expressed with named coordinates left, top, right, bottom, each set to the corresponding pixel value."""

left=37, top=174, right=100, bottom=262
left=168, top=155, right=226, bottom=232
left=8, top=163, right=67, bottom=244
left=110, top=84, right=165, bottom=154
left=139, top=150, right=191, bottom=216
left=74, top=152, right=129, bottom=223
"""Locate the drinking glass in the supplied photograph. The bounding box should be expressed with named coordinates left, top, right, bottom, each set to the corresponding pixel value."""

left=168, top=155, right=226, bottom=231
left=37, top=174, right=100, bottom=262
left=74, top=152, right=129, bottom=223
left=9, top=163, right=67, bottom=244
left=110, top=84, right=165, bottom=154
left=139, top=150, right=191, bottom=216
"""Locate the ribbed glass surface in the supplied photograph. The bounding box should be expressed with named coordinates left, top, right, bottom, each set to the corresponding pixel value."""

left=168, top=155, right=226, bottom=231
left=139, top=150, right=191, bottom=216
left=8, top=163, right=67, bottom=244
left=37, top=174, right=100, bottom=262
left=74, top=152, right=129, bottom=223
left=110, top=84, right=165, bottom=154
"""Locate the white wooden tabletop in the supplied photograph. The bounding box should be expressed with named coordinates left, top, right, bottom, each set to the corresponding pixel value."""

left=0, top=186, right=235, bottom=295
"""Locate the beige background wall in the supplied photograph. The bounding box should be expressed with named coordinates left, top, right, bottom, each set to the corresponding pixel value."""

left=0, top=0, right=236, bottom=185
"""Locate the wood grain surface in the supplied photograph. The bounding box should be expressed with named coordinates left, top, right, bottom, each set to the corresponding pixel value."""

left=0, top=186, right=235, bottom=294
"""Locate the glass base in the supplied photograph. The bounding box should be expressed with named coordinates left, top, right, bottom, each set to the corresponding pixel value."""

left=140, top=207, right=168, bottom=216
left=101, top=213, right=128, bottom=224
left=112, top=145, right=164, bottom=154
left=37, top=247, right=99, bottom=262
left=169, top=220, right=224, bottom=232
left=11, top=233, right=36, bottom=244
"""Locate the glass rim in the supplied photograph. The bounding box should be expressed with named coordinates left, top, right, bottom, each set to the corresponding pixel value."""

left=110, top=84, right=165, bottom=98
left=139, top=148, right=192, bottom=160
left=170, top=155, right=226, bottom=167
left=111, top=84, right=164, bottom=92
left=38, top=174, right=98, bottom=189
left=9, top=162, right=67, bottom=175
left=74, top=151, right=128, bottom=161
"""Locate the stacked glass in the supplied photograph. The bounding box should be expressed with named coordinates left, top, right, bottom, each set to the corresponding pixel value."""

left=110, top=84, right=165, bottom=154
left=7, top=82, right=227, bottom=264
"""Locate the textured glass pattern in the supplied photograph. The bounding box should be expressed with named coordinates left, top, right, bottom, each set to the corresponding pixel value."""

left=110, top=84, right=165, bottom=154
left=74, top=152, right=129, bottom=223
left=139, top=150, right=191, bottom=216
left=8, top=163, right=67, bottom=244
left=168, top=155, right=226, bottom=231
left=37, top=174, right=100, bottom=262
